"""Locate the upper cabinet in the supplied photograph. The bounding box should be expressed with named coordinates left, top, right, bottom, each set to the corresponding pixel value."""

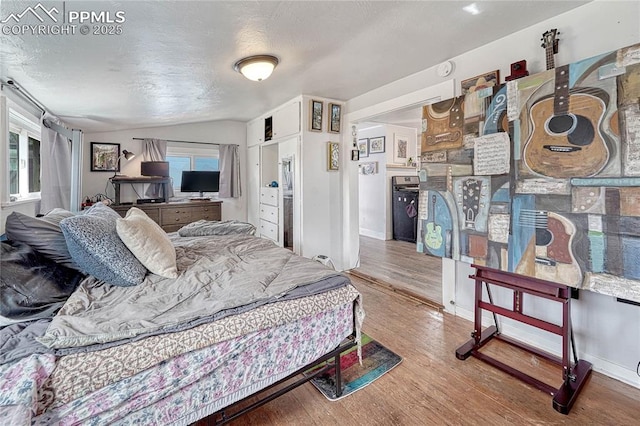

left=248, top=100, right=301, bottom=146
left=272, top=101, right=300, bottom=141
left=247, top=119, right=265, bottom=147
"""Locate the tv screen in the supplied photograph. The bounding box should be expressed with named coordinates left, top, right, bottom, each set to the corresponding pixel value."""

left=141, top=161, right=169, bottom=177
left=180, top=171, right=220, bottom=198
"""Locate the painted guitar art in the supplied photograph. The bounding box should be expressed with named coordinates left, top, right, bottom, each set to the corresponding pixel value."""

left=424, top=195, right=443, bottom=250
left=517, top=209, right=582, bottom=286
left=522, top=30, right=609, bottom=178
left=421, top=96, right=464, bottom=153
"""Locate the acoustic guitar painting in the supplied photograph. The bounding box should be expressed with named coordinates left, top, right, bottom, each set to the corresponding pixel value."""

left=424, top=195, right=443, bottom=250
left=517, top=209, right=582, bottom=286
left=421, top=96, right=464, bottom=153
left=522, top=29, right=610, bottom=178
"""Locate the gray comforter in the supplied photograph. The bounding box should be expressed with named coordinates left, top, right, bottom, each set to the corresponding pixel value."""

left=38, top=234, right=346, bottom=350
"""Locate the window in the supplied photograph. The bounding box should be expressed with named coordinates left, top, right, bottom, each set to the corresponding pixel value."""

left=8, top=109, right=41, bottom=199
left=166, top=144, right=219, bottom=191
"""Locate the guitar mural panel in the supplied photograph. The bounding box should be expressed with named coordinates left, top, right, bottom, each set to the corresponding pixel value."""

left=417, top=40, right=640, bottom=302
left=421, top=96, right=465, bottom=153
left=417, top=190, right=453, bottom=259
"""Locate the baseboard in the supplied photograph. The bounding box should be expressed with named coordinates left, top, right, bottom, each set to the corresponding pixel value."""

left=454, top=306, right=639, bottom=389
left=359, top=229, right=386, bottom=240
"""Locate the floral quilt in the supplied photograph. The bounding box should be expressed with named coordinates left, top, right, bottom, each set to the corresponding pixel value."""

left=32, top=302, right=355, bottom=425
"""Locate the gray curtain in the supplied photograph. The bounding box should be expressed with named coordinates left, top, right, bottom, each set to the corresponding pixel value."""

left=219, top=144, right=241, bottom=198
left=143, top=138, right=174, bottom=198
left=40, top=113, right=71, bottom=213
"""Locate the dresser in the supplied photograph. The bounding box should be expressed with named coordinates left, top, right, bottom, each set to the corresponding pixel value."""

left=259, top=187, right=279, bottom=242
left=111, top=201, right=222, bottom=232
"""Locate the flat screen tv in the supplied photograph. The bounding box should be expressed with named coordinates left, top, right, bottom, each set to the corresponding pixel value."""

left=141, top=161, right=169, bottom=177
left=180, top=171, right=220, bottom=199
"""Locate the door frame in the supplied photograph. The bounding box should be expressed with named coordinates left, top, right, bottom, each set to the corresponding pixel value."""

left=341, top=79, right=457, bottom=313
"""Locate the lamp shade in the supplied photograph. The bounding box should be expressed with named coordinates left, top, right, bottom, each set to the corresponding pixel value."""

left=234, top=55, right=279, bottom=81
left=122, top=150, right=135, bottom=160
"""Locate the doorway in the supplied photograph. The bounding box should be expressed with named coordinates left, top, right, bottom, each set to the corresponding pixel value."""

left=345, top=80, right=455, bottom=308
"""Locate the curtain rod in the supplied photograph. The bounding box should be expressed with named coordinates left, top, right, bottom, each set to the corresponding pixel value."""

left=1, top=79, right=47, bottom=116
left=132, top=137, right=238, bottom=147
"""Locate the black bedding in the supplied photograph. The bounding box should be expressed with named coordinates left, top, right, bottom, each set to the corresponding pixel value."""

left=0, top=241, right=83, bottom=321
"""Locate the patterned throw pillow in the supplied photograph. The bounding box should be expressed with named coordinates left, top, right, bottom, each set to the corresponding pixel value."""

left=60, top=202, right=147, bottom=287
left=4, top=209, right=80, bottom=270
left=116, top=207, right=178, bottom=278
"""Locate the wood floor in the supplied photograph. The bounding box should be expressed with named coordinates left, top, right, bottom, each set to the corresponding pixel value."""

left=213, top=276, right=640, bottom=425
left=354, top=235, right=442, bottom=306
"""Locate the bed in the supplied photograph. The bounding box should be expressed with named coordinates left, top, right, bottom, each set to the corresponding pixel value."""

left=0, top=203, right=364, bottom=425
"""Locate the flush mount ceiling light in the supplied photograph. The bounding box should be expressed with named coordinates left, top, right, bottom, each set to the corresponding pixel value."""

left=233, top=55, right=279, bottom=81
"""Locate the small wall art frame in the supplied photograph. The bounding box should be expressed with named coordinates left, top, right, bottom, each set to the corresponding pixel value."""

left=310, top=99, right=323, bottom=132
left=91, top=142, right=120, bottom=172
left=328, top=103, right=342, bottom=133
left=358, top=138, right=369, bottom=158
left=369, top=136, right=385, bottom=154
left=392, top=135, right=408, bottom=164
left=359, top=161, right=378, bottom=175
left=327, top=141, right=340, bottom=171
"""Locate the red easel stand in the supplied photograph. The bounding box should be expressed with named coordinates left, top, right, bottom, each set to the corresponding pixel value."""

left=455, top=265, right=592, bottom=414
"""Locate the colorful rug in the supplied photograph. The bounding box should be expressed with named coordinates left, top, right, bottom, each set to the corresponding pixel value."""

left=307, top=333, right=402, bottom=401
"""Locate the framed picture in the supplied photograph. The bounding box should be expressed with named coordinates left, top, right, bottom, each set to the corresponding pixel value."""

left=310, top=99, right=323, bottom=132
left=91, top=142, right=120, bottom=172
left=369, top=136, right=385, bottom=153
left=358, top=138, right=369, bottom=158
left=359, top=161, right=378, bottom=175
left=328, top=103, right=342, bottom=133
left=461, top=70, right=500, bottom=96
left=327, top=142, right=340, bottom=171
left=393, top=135, right=408, bottom=164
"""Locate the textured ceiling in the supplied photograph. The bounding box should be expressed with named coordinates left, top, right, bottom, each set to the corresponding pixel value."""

left=0, top=1, right=590, bottom=132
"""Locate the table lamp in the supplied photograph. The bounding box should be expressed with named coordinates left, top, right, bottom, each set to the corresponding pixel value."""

left=113, top=150, right=135, bottom=177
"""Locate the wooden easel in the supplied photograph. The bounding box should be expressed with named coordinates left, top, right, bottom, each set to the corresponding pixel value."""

left=455, top=265, right=592, bottom=414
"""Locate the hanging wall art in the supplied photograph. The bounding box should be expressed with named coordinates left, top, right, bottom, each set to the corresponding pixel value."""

left=416, top=41, right=640, bottom=302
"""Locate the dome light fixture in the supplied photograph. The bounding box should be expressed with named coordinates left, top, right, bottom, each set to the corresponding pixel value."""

left=234, top=55, right=279, bottom=81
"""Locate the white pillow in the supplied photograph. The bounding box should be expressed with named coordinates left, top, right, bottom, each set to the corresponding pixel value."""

left=116, top=208, right=178, bottom=279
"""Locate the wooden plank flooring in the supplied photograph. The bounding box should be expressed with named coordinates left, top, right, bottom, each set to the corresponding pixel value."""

left=354, top=235, right=442, bottom=305
left=207, top=276, right=640, bottom=425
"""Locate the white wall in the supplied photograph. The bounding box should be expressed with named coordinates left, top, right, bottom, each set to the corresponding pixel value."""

left=358, top=124, right=418, bottom=240
left=342, top=0, right=640, bottom=388
left=358, top=125, right=387, bottom=239
left=299, top=95, right=345, bottom=261
left=82, top=120, right=247, bottom=221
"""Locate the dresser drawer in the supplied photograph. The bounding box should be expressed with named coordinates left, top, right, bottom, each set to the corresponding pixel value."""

left=189, top=204, right=221, bottom=221
left=260, top=219, right=278, bottom=242
left=112, top=201, right=222, bottom=232
left=260, top=187, right=279, bottom=207
left=259, top=204, right=278, bottom=224
left=161, top=208, right=194, bottom=225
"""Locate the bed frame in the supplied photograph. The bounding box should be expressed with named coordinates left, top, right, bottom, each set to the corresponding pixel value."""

left=207, top=333, right=358, bottom=425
